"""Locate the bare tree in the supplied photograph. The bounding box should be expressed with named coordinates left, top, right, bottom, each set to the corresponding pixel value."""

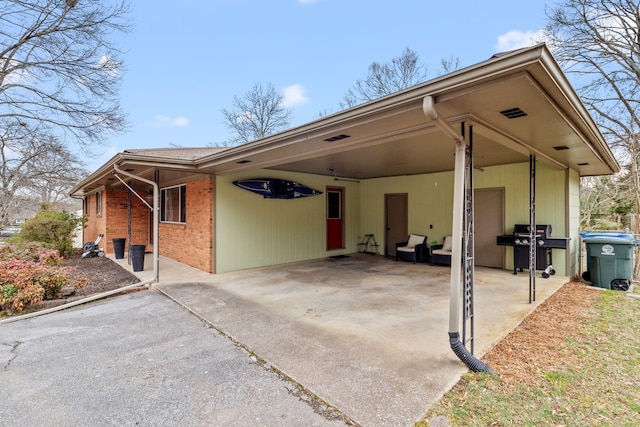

left=0, top=0, right=130, bottom=151
left=0, top=119, right=85, bottom=225
left=341, top=47, right=459, bottom=109
left=222, top=82, right=292, bottom=145
left=545, top=0, right=640, bottom=273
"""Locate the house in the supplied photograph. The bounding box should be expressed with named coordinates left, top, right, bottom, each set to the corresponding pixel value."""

left=70, top=44, right=619, bottom=279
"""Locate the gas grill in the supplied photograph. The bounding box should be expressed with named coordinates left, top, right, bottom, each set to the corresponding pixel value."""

left=496, top=224, right=570, bottom=276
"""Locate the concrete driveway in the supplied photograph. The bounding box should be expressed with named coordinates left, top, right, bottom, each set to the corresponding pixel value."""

left=0, top=291, right=346, bottom=426
left=129, top=253, right=567, bottom=426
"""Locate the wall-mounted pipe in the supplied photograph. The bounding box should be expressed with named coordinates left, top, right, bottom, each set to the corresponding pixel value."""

left=423, top=96, right=494, bottom=375
left=113, top=163, right=159, bottom=283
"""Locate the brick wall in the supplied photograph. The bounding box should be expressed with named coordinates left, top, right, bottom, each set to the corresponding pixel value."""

left=82, top=176, right=214, bottom=273
left=82, top=192, right=106, bottom=248
left=105, top=189, right=150, bottom=253
left=159, top=177, right=214, bottom=273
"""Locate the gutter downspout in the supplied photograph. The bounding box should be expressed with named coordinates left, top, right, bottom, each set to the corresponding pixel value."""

left=113, top=163, right=160, bottom=284
left=423, top=96, right=494, bottom=374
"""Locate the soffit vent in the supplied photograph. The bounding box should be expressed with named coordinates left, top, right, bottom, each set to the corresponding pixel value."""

left=236, top=160, right=251, bottom=164
left=499, top=107, right=528, bottom=119
left=553, top=145, right=570, bottom=151
left=324, top=134, right=351, bottom=142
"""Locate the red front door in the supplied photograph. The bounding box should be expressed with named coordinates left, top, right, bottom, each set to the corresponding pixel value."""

left=326, top=187, right=344, bottom=250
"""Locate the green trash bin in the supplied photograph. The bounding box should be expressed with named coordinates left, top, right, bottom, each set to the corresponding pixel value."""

left=584, top=236, right=637, bottom=291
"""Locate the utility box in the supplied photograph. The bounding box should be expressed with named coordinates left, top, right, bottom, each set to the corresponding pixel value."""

left=584, top=236, right=636, bottom=291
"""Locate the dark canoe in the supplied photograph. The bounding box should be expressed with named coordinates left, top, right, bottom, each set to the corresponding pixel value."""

left=233, top=178, right=323, bottom=199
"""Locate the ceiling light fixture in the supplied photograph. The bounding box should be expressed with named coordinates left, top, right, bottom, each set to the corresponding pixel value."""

left=327, top=168, right=360, bottom=183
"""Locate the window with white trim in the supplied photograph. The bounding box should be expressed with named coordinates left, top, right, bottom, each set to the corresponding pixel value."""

left=161, top=184, right=186, bottom=223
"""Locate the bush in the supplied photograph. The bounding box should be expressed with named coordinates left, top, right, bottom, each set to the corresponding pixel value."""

left=11, top=207, right=83, bottom=257
left=0, top=242, right=62, bottom=265
left=0, top=244, right=89, bottom=312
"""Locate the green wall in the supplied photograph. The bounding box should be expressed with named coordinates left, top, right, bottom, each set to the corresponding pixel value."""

left=359, top=161, right=571, bottom=276
left=216, top=162, right=575, bottom=276
left=216, top=170, right=360, bottom=273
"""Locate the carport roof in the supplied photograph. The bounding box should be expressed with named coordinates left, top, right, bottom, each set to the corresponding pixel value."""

left=71, top=43, right=619, bottom=197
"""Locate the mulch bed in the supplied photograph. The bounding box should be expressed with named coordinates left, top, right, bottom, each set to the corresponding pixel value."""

left=61, top=250, right=141, bottom=297
left=481, top=281, right=602, bottom=386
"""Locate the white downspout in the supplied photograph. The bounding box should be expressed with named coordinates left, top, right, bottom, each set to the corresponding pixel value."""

left=113, top=163, right=160, bottom=283
left=423, top=96, right=494, bottom=373
left=423, top=96, right=465, bottom=333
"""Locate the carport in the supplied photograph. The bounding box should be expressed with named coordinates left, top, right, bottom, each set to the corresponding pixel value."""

left=72, top=43, right=618, bottom=411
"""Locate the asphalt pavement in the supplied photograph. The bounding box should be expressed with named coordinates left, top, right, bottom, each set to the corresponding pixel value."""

left=0, top=290, right=347, bottom=427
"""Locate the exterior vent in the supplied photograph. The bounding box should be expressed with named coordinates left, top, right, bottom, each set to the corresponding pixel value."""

left=553, top=145, right=569, bottom=151
left=578, top=162, right=589, bottom=166
left=324, top=134, right=351, bottom=142
left=236, top=160, right=251, bottom=164
left=499, top=108, right=528, bottom=119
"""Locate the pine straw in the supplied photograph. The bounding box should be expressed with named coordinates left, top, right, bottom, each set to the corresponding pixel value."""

left=482, top=281, right=602, bottom=387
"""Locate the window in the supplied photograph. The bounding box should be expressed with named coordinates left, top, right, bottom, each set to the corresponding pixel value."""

left=161, top=185, right=186, bottom=223
left=85, top=196, right=90, bottom=216
left=96, top=191, right=103, bottom=216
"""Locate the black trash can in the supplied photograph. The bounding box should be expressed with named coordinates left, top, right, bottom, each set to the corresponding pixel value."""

left=130, top=244, right=146, bottom=272
left=112, top=238, right=126, bottom=260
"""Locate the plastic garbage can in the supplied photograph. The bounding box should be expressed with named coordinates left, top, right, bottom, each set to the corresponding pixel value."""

left=130, top=244, right=146, bottom=272
left=112, top=238, right=126, bottom=259
left=584, top=236, right=636, bottom=291
left=581, top=232, right=633, bottom=280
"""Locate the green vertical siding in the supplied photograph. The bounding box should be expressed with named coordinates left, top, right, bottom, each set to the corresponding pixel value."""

left=360, top=161, right=570, bottom=275
left=216, top=170, right=360, bottom=273
left=216, top=163, right=572, bottom=275
left=360, top=172, right=454, bottom=251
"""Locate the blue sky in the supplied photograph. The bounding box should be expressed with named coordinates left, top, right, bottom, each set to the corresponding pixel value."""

left=89, top=0, right=551, bottom=170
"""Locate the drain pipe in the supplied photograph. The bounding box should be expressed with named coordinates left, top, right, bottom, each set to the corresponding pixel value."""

left=423, top=96, right=494, bottom=374
left=113, top=163, right=160, bottom=284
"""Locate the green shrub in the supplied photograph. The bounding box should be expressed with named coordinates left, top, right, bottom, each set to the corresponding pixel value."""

left=12, top=207, right=83, bottom=257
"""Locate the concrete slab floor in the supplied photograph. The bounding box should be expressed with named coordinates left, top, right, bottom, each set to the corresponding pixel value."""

left=115, top=253, right=567, bottom=427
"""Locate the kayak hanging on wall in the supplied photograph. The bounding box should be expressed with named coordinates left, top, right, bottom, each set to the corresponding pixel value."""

left=233, top=178, right=323, bottom=199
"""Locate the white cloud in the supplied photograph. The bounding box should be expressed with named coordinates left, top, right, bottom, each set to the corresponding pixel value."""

left=149, top=115, right=190, bottom=127
left=494, top=29, right=549, bottom=52
left=281, top=83, right=308, bottom=108
left=97, top=54, right=121, bottom=77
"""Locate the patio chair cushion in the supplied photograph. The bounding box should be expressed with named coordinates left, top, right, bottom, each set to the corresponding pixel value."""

left=431, top=249, right=451, bottom=256
left=405, top=234, right=426, bottom=250
left=442, top=235, right=453, bottom=252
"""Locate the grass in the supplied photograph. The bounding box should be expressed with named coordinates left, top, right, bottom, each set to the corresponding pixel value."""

left=418, top=290, right=640, bottom=426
